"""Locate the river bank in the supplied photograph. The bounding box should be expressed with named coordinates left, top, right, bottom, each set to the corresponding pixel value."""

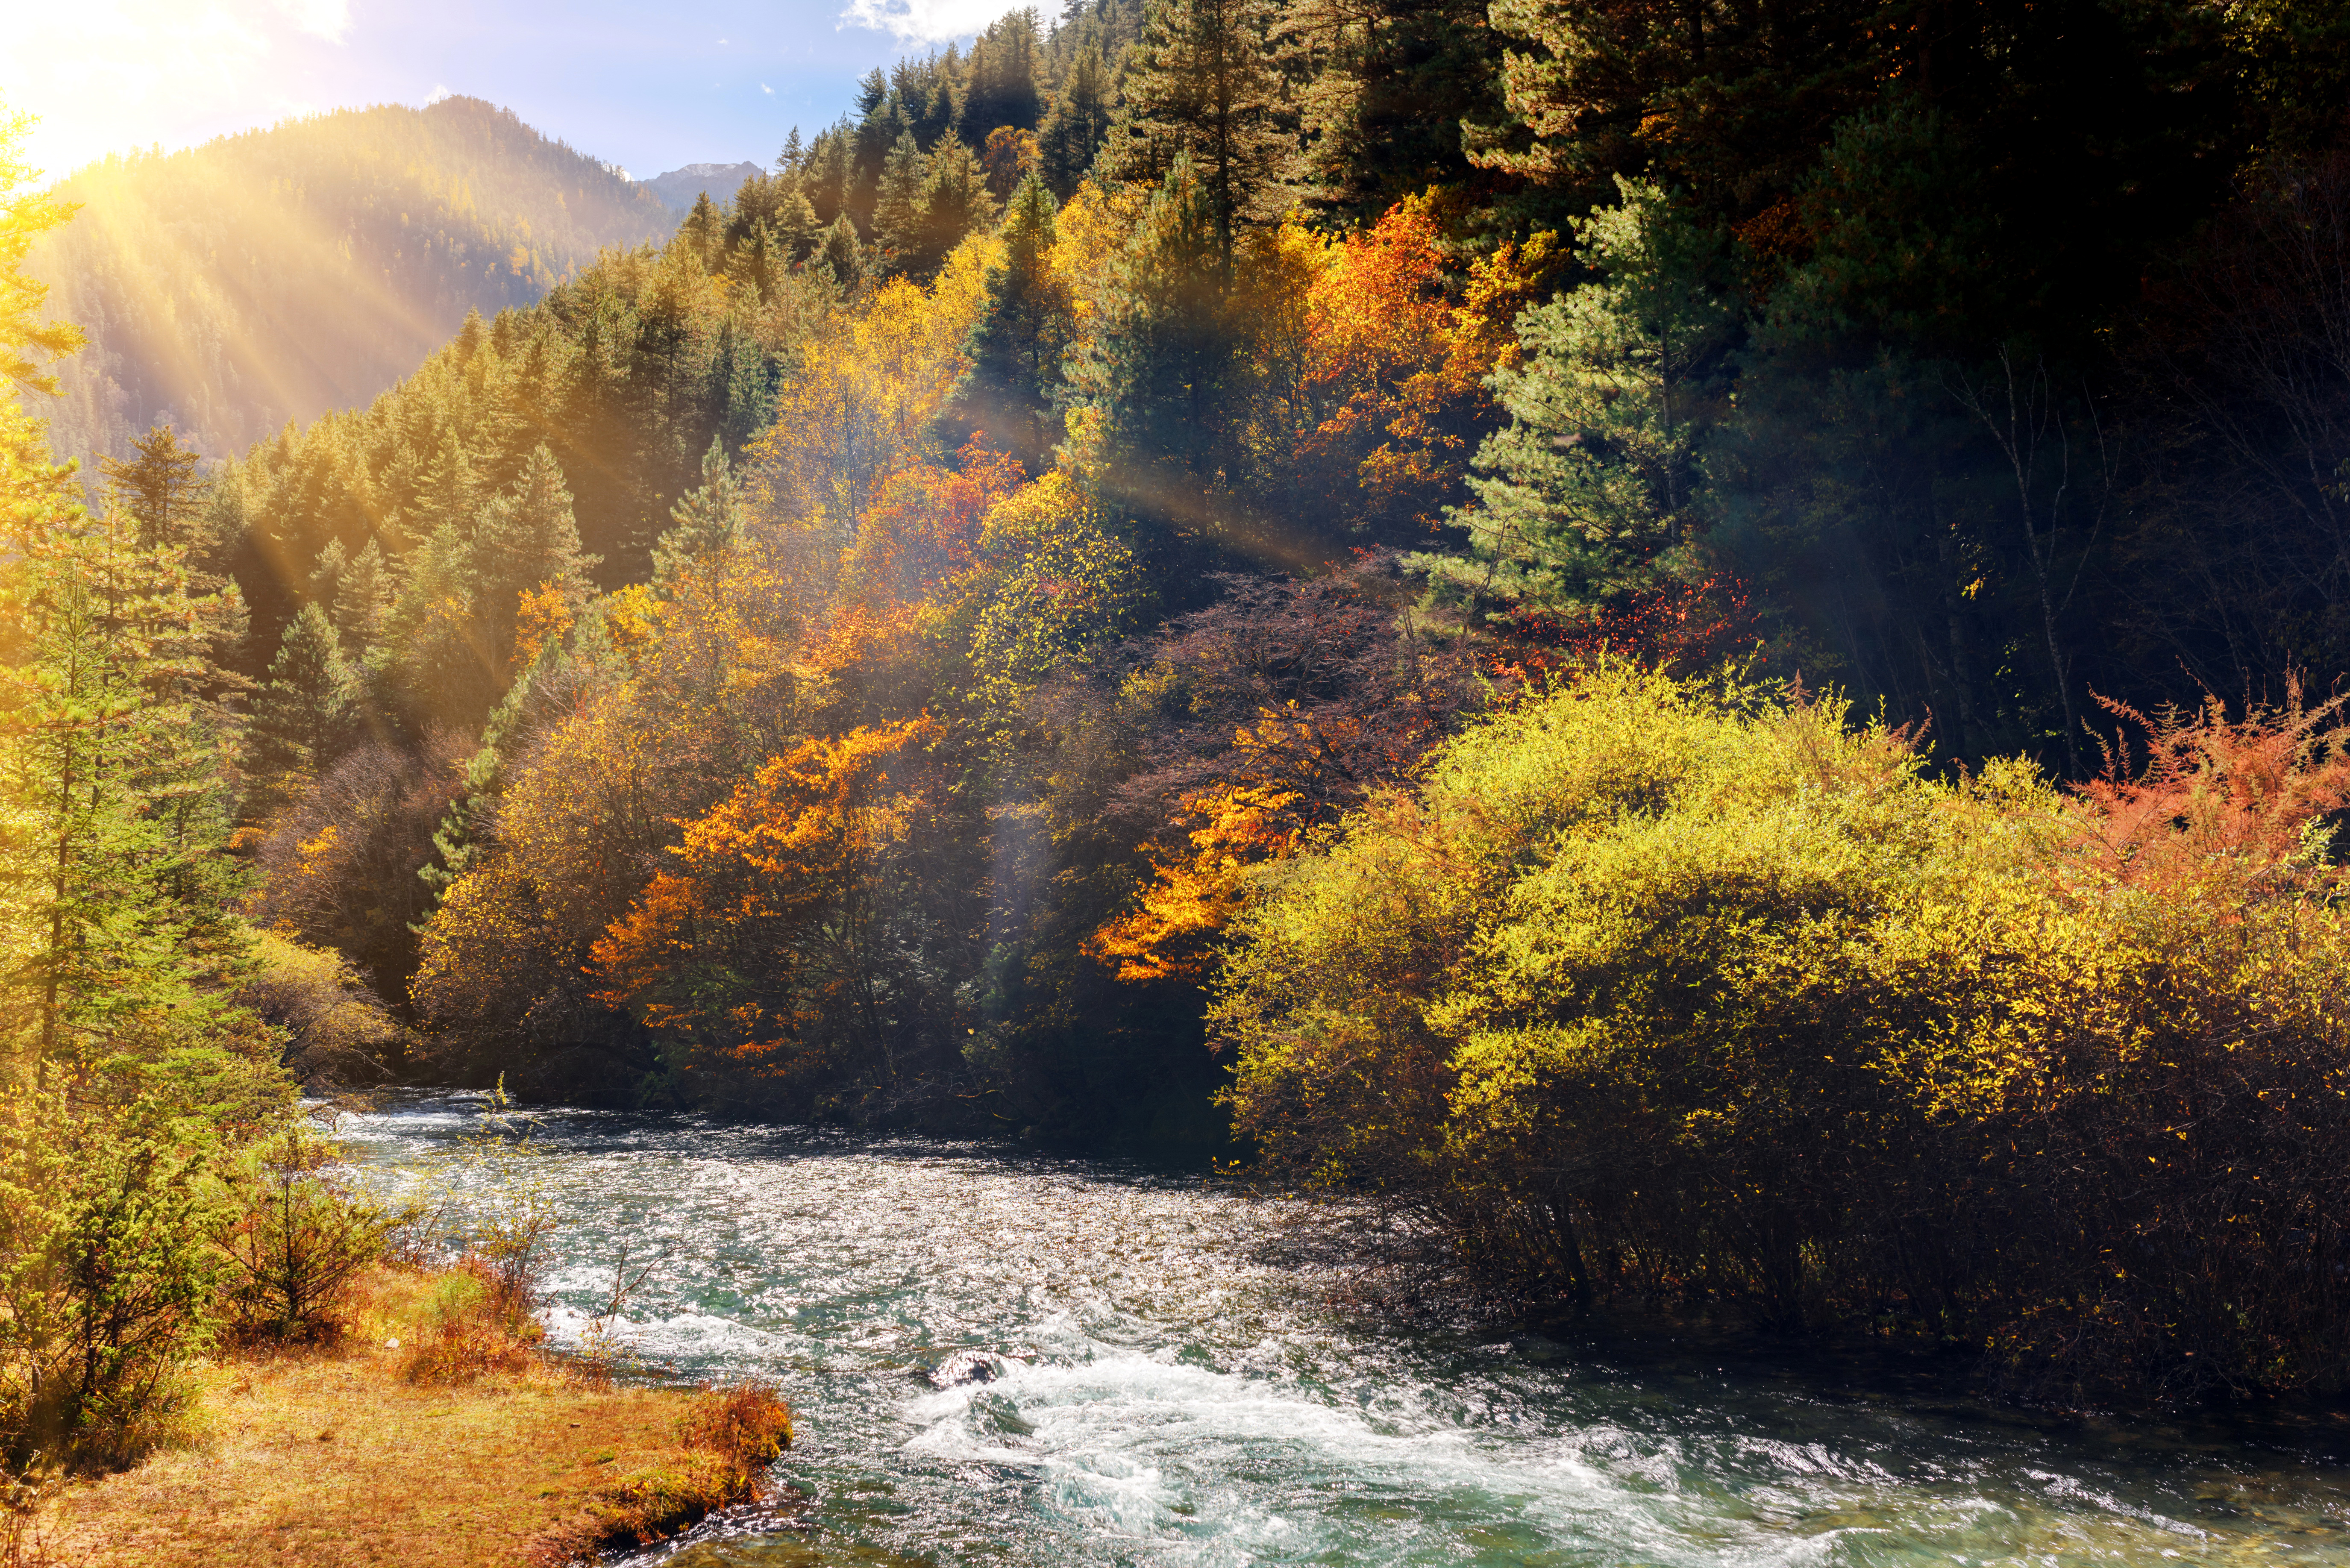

left=300, top=1093, right=2350, bottom=1565
left=31, top=1263, right=791, bottom=1568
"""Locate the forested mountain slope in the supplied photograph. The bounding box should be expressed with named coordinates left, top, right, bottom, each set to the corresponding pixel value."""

left=28, top=97, right=675, bottom=466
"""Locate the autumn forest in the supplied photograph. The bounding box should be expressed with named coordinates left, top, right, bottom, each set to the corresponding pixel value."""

left=11, top=0, right=2350, bottom=1492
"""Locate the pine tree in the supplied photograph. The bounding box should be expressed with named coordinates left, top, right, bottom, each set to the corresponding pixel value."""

left=911, top=133, right=994, bottom=276
left=407, top=426, right=482, bottom=543
left=467, top=443, right=597, bottom=678
left=874, top=132, right=927, bottom=270
left=1066, top=153, right=1249, bottom=532
left=98, top=423, right=208, bottom=551
left=248, top=603, right=356, bottom=785
left=332, top=538, right=391, bottom=655
left=1410, top=182, right=1736, bottom=622
left=1038, top=45, right=1114, bottom=198
left=1106, top=0, right=1285, bottom=261
left=678, top=191, right=725, bottom=269
left=950, top=175, right=1075, bottom=471
left=652, top=436, right=749, bottom=588
left=962, top=10, right=1045, bottom=138
left=813, top=215, right=867, bottom=291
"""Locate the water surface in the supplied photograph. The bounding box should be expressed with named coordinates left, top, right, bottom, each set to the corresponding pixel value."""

left=343, top=1094, right=2350, bottom=1566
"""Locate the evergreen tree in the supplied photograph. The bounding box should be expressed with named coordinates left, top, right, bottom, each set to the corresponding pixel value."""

left=950, top=174, right=1075, bottom=471
left=331, top=537, right=391, bottom=655
left=248, top=603, right=357, bottom=785
left=911, top=133, right=995, bottom=277
left=1106, top=0, right=1285, bottom=261
left=405, top=426, right=482, bottom=544
left=1411, top=181, right=1736, bottom=622
left=962, top=10, right=1046, bottom=138
left=678, top=190, right=726, bottom=269
left=98, top=423, right=208, bottom=552
left=874, top=132, right=927, bottom=269
left=1037, top=45, right=1113, bottom=198
left=1066, top=153, right=1250, bottom=532
left=467, top=442, right=597, bottom=677
left=813, top=214, right=867, bottom=291
left=803, top=123, right=855, bottom=228
left=652, top=436, right=749, bottom=588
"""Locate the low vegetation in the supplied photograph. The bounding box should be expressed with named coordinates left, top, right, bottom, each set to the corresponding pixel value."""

left=1220, top=665, right=2350, bottom=1403
left=27, top=1262, right=791, bottom=1568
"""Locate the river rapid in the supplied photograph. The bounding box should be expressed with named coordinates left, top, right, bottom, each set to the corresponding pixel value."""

left=344, top=1094, right=2350, bottom=1567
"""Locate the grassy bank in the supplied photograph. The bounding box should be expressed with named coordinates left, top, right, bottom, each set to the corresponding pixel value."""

left=28, top=1264, right=791, bottom=1568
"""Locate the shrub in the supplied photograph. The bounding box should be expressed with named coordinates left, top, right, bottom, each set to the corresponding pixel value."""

left=0, top=1097, right=226, bottom=1473
left=216, top=1123, right=400, bottom=1342
left=399, top=1256, right=541, bottom=1385
left=1217, top=664, right=2350, bottom=1402
left=526, top=1381, right=793, bottom=1566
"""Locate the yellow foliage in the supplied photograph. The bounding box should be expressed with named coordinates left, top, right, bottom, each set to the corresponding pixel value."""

left=751, top=231, right=1002, bottom=541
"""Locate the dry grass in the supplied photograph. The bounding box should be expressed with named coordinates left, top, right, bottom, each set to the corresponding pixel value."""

left=34, top=1266, right=792, bottom=1568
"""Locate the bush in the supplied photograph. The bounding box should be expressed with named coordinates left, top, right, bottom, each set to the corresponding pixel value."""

left=217, top=1122, right=400, bottom=1342
left=0, top=1097, right=226, bottom=1473
left=1217, top=665, right=2350, bottom=1403
left=399, top=1257, right=542, bottom=1385
left=527, top=1381, right=793, bottom=1566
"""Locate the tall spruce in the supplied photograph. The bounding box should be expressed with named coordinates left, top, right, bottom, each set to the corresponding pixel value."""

left=950, top=175, right=1075, bottom=470
left=1105, top=0, right=1285, bottom=261
left=1037, top=44, right=1114, bottom=197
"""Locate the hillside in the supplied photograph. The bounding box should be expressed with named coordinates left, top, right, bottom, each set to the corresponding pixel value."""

left=641, top=161, right=766, bottom=214
left=27, top=96, right=676, bottom=467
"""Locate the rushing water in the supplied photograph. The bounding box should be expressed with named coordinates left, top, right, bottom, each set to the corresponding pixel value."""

left=343, top=1093, right=2350, bottom=1567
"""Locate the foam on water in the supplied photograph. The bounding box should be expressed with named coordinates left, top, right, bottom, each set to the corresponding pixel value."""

left=345, top=1094, right=2350, bottom=1567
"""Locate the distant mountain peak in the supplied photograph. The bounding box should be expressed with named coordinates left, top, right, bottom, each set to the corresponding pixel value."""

left=641, top=161, right=765, bottom=215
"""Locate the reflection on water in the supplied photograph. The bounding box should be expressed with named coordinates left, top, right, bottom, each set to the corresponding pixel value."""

left=342, top=1094, right=2350, bottom=1566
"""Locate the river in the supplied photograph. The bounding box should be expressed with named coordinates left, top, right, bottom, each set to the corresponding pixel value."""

left=343, top=1093, right=2350, bottom=1566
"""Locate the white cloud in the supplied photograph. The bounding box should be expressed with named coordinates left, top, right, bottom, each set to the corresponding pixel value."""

left=273, top=0, right=352, bottom=43
left=426, top=84, right=452, bottom=105
left=760, top=83, right=773, bottom=94
left=837, top=0, right=1005, bottom=44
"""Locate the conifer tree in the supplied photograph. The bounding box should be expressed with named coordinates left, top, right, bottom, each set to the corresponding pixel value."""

left=962, top=10, right=1045, bottom=138
left=1411, top=181, right=1735, bottom=621
left=407, top=426, right=481, bottom=543
left=912, top=133, right=994, bottom=276
left=468, top=443, right=597, bottom=677
left=951, top=174, right=1075, bottom=470
left=875, top=132, right=927, bottom=269
left=332, top=537, right=391, bottom=655
left=813, top=215, right=867, bottom=291
left=98, top=423, right=207, bottom=551
left=1067, top=153, right=1253, bottom=534
left=652, top=436, right=748, bottom=588
left=771, top=188, right=821, bottom=263
left=1106, top=0, right=1285, bottom=261
left=1037, top=45, right=1114, bottom=197
left=678, top=190, right=726, bottom=269
left=248, top=603, right=356, bottom=785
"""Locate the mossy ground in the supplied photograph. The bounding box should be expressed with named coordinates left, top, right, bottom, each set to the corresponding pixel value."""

left=32, top=1266, right=790, bottom=1567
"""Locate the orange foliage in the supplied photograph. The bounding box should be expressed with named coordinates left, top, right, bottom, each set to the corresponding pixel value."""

left=589, top=719, right=938, bottom=1076
left=1286, top=201, right=1560, bottom=539
left=1089, top=783, right=1304, bottom=984
left=837, top=442, right=1027, bottom=614
left=1489, top=574, right=1760, bottom=681
left=2067, top=679, right=2350, bottom=900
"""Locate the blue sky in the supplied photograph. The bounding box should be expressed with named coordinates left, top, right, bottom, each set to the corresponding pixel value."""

left=7, top=0, right=1014, bottom=185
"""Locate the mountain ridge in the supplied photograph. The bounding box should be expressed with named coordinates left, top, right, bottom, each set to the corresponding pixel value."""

left=29, top=96, right=677, bottom=468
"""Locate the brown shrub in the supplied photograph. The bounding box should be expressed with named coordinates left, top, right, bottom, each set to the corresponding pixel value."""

left=525, top=1381, right=794, bottom=1566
